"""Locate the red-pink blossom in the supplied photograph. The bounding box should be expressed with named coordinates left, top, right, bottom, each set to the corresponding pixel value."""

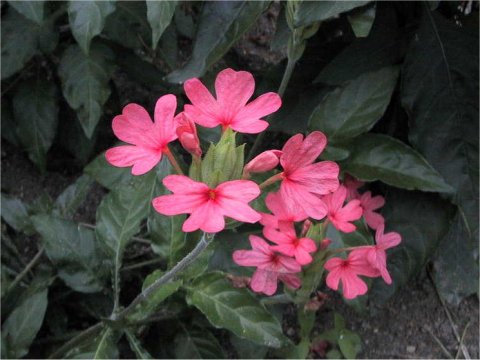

left=259, top=191, right=308, bottom=229
left=359, top=191, right=385, bottom=230
left=263, top=221, right=317, bottom=265
left=324, top=251, right=379, bottom=300
left=183, top=68, right=281, bottom=134
left=352, top=225, right=401, bottom=284
left=106, top=95, right=178, bottom=175
left=322, top=185, right=363, bottom=233
left=244, top=150, right=282, bottom=175
left=152, top=175, right=261, bottom=233
left=175, top=113, right=201, bottom=157
left=279, top=132, right=340, bottom=220
left=233, top=235, right=301, bottom=295
left=344, top=174, right=364, bottom=200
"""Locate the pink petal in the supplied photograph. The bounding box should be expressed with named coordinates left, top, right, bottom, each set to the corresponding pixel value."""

left=112, top=104, right=156, bottom=146
left=330, top=185, right=348, bottom=213
left=105, top=146, right=161, bottom=175
left=295, top=248, right=313, bottom=265
left=324, top=257, right=345, bottom=271
left=249, top=235, right=272, bottom=254
left=259, top=213, right=278, bottom=228
left=299, top=238, right=317, bottom=252
left=341, top=272, right=368, bottom=300
left=163, top=175, right=209, bottom=194
left=364, top=210, right=385, bottom=230
left=184, top=78, right=220, bottom=117
left=361, top=192, right=385, bottom=211
left=276, top=256, right=302, bottom=273
left=232, top=249, right=271, bottom=268
left=152, top=193, right=206, bottom=216
left=377, top=230, right=401, bottom=250
left=154, top=94, right=178, bottom=143
left=184, top=104, right=220, bottom=128
left=271, top=244, right=296, bottom=257
left=230, top=118, right=269, bottom=134
left=263, top=226, right=292, bottom=245
left=330, top=218, right=357, bottom=233
left=216, top=180, right=260, bottom=202
left=288, top=161, right=340, bottom=195
left=325, top=268, right=341, bottom=291
left=250, top=269, right=278, bottom=296
left=280, top=132, right=328, bottom=172
left=245, top=150, right=280, bottom=174
left=215, top=69, right=254, bottom=115
left=182, top=202, right=225, bottom=233
left=233, top=92, right=281, bottom=123
left=280, top=181, right=328, bottom=220
left=265, top=191, right=307, bottom=222
left=279, top=273, right=301, bottom=289
left=277, top=221, right=297, bottom=239
left=217, top=197, right=261, bottom=224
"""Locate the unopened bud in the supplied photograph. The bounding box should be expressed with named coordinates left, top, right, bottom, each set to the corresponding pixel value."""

left=244, top=150, right=282, bottom=176
left=320, top=238, right=332, bottom=250
left=301, top=219, right=313, bottom=237
left=176, top=113, right=202, bottom=157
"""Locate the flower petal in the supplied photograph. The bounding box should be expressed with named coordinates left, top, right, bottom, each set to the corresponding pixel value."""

left=112, top=104, right=155, bottom=146
left=232, top=249, right=271, bottom=268
left=182, top=201, right=225, bottom=233
left=250, top=269, right=278, bottom=296
left=263, top=226, right=292, bottom=245
left=216, top=180, right=260, bottom=202
left=288, top=161, right=340, bottom=195
left=154, top=94, right=178, bottom=143
left=280, top=132, right=327, bottom=172
left=230, top=118, right=269, bottom=134
left=162, top=175, right=209, bottom=194
left=233, top=92, right=281, bottom=123
left=215, top=69, right=254, bottom=115
left=184, top=78, right=220, bottom=117
left=105, top=146, right=161, bottom=175
left=217, top=198, right=261, bottom=224
left=184, top=104, right=220, bottom=128
left=152, top=193, right=206, bottom=216
left=280, top=181, right=328, bottom=220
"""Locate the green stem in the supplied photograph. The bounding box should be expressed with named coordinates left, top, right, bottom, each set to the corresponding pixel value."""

left=247, top=55, right=297, bottom=161
left=121, top=258, right=164, bottom=272
left=7, top=246, right=45, bottom=294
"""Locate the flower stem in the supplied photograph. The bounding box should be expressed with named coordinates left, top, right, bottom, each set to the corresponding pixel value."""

left=259, top=172, right=284, bottom=190
left=164, top=146, right=184, bottom=175
left=7, top=246, right=45, bottom=294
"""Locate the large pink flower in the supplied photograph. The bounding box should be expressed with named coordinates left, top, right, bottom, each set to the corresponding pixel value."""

left=324, top=251, right=378, bottom=300
left=359, top=191, right=385, bottom=230
left=322, top=185, right=363, bottom=233
left=263, top=221, right=317, bottom=265
left=352, top=225, right=401, bottom=284
left=152, top=175, right=261, bottom=233
left=233, top=235, right=301, bottom=295
left=279, top=132, right=340, bottom=220
left=259, top=191, right=308, bottom=229
left=106, top=95, right=178, bottom=175
left=183, top=68, right=281, bottom=134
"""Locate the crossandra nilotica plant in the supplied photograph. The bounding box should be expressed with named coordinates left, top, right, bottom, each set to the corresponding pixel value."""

left=104, top=68, right=401, bottom=313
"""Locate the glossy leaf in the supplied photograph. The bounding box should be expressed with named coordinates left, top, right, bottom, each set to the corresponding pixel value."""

left=2, top=287, right=48, bottom=358
left=54, top=175, right=93, bottom=218
left=146, top=0, right=177, bottom=49
left=293, top=1, right=370, bottom=28
left=348, top=4, right=375, bottom=38
left=1, top=193, right=34, bottom=235
left=340, top=134, right=454, bottom=193
left=401, top=9, right=479, bottom=243
left=125, top=330, right=153, bottom=359
left=68, top=1, right=116, bottom=55
left=31, top=215, right=108, bottom=293
left=58, top=43, right=115, bottom=138
left=7, top=0, right=44, bottom=24
left=166, top=1, right=268, bottom=83
left=174, top=326, right=225, bottom=359
left=84, top=152, right=131, bottom=190
left=309, top=66, right=399, bottom=142
left=230, top=334, right=268, bottom=359
left=13, top=77, right=58, bottom=171
left=186, top=272, right=288, bottom=348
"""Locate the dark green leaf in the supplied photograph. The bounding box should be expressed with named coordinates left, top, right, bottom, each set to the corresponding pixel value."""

left=1, top=99, right=20, bottom=146
left=58, top=43, right=115, bottom=138
left=433, top=211, right=479, bottom=305
left=309, top=66, right=399, bottom=142
left=1, top=193, right=34, bottom=235
left=93, top=328, right=118, bottom=359
left=341, top=134, right=454, bottom=193
left=320, top=144, right=350, bottom=161
left=230, top=334, right=268, bottom=359
left=54, top=175, right=93, bottom=218
left=147, top=0, right=177, bottom=49
left=347, top=4, right=375, bottom=38
left=68, top=1, right=116, bottom=54
left=174, top=326, right=225, bottom=359
left=2, top=286, right=48, bottom=358
left=58, top=114, right=99, bottom=164
left=125, top=330, right=153, bottom=359
left=401, top=9, right=479, bottom=243
left=186, top=272, right=288, bottom=348
left=84, top=151, right=131, bottom=190
left=338, top=329, right=361, bottom=359
left=7, top=0, right=44, bottom=24
left=1, top=9, right=58, bottom=79
left=166, top=1, right=268, bottom=83
left=13, top=77, right=59, bottom=171
left=31, top=215, right=108, bottom=293
left=293, top=1, right=370, bottom=28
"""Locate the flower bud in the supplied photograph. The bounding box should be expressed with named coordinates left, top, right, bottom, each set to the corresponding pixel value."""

left=301, top=219, right=312, bottom=237
left=176, top=113, right=202, bottom=157
left=320, top=238, right=332, bottom=250
left=244, top=150, right=282, bottom=175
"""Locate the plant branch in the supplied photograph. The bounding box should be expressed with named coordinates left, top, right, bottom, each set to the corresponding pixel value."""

left=7, top=246, right=45, bottom=293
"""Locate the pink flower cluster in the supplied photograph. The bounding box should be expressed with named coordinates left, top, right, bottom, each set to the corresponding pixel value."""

left=104, top=68, right=401, bottom=301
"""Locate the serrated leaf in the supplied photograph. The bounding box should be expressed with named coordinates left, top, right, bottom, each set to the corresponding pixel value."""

left=166, top=1, right=268, bottom=83
left=401, top=9, right=479, bottom=243
left=7, top=0, right=44, bottom=24
left=54, top=175, right=93, bottom=218
left=340, top=134, right=454, bottom=193
left=309, top=67, right=399, bottom=142
left=1, top=8, right=58, bottom=79
left=1, top=193, right=34, bottom=235
left=186, top=272, right=288, bottom=348
left=84, top=151, right=131, bottom=190
left=2, top=286, right=48, bottom=358
left=147, top=0, right=177, bottom=50
left=174, top=326, right=226, bottom=359
left=293, top=1, right=370, bottom=28
left=348, top=4, right=375, bottom=38
left=59, top=43, right=115, bottom=138
left=125, top=330, right=153, bottom=359
left=31, top=215, right=108, bottom=293
left=68, top=1, right=116, bottom=55
left=13, top=77, right=59, bottom=171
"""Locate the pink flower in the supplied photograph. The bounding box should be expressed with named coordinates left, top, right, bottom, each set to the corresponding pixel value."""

left=233, top=235, right=301, bottom=295
left=106, top=95, right=178, bottom=175
left=359, top=191, right=385, bottom=230
left=183, top=68, right=281, bottom=134
left=324, top=251, right=379, bottom=300
left=244, top=150, right=282, bottom=176
left=322, top=185, right=363, bottom=233
left=259, top=191, right=308, bottom=229
left=176, top=113, right=201, bottom=157
left=279, top=132, right=340, bottom=220
left=344, top=174, right=364, bottom=200
left=352, top=225, right=401, bottom=284
left=263, top=221, right=317, bottom=265
left=152, top=175, right=261, bottom=233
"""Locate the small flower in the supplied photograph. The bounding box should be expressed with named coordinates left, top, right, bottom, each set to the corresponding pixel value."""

left=263, top=221, right=317, bottom=265
left=344, top=174, right=364, bottom=200
left=359, top=191, right=385, bottom=230
left=175, top=113, right=202, bottom=157
left=279, top=132, right=340, bottom=220
left=106, top=95, right=178, bottom=175
left=152, top=175, right=261, bottom=233
left=184, top=68, right=281, bottom=134
left=244, top=150, right=282, bottom=176
left=352, top=224, right=401, bottom=284
left=324, top=251, right=379, bottom=300
left=322, top=185, right=363, bottom=233
left=260, top=191, right=308, bottom=229
left=233, top=235, right=301, bottom=295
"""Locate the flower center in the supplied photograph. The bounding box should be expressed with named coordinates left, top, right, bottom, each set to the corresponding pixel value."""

left=208, top=189, right=217, bottom=200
